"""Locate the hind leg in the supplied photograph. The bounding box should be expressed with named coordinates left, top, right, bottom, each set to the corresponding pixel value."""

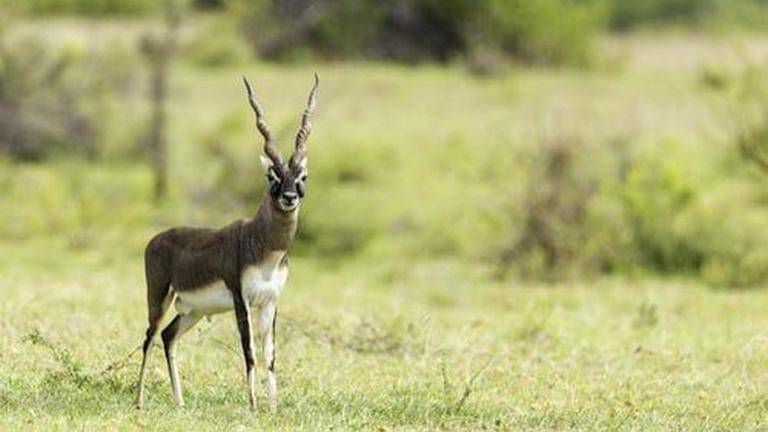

left=162, top=312, right=203, bottom=407
left=134, top=292, right=173, bottom=409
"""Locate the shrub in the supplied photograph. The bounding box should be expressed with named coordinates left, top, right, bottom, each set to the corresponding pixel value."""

left=497, top=137, right=599, bottom=279
left=491, top=134, right=768, bottom=286
left=734, top=63, right=768, bottom=174
left=699, top=63, right=732, bottom=91
left=230, top=0, right=605, bottom=66
left=0, top=0, right=157, bottom=15
left=606, top=0, right=768, bottom=30
left=608, top=0, right=718, bottom=30
left=487, top=0, right=606, bottom=66
left=699, top=62, right=768, bottom=287
left=182, top=17, right=251, bottom=67
left=620, top=140, right=703, bottom=272
left=192, top=0, right=224, bottom=10
left=688, top=185, right=768, bottom=288
left=0, top=31, right=131, bottom=161
left=614, top=134, right=768, bottom=288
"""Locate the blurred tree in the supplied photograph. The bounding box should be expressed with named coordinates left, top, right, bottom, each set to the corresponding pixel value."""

left=140, top=0, right=182, bottom=200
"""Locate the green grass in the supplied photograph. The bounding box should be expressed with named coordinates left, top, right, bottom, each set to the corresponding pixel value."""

left=4, top=252, right=768, bottom=430
left=4, top=19, right=768, bottom=430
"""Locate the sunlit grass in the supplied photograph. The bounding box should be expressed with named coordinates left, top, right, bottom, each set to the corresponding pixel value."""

left=4, top=252, right=768, bottom=430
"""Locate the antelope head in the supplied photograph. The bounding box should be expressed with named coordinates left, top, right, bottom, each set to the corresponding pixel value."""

left=242, top=74, right=319, bottom=212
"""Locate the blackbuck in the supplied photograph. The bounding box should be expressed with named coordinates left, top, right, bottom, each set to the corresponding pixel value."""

left=134, top=74, right=319, bottom=411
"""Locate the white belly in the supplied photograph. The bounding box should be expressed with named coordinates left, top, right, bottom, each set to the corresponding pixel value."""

left=173, top=251, right=287, bottom=316
left=174, top=280, right=232, bottom=315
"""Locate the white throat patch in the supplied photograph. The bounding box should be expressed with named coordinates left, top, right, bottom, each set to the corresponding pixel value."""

left=242, top=251, right=288, bottom=306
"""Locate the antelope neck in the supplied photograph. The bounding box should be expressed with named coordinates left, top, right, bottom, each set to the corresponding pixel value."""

left=243, top=194, right=298, bottom=256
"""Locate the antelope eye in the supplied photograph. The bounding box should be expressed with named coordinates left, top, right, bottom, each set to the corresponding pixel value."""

left=300, top=174, right=308, bottom=182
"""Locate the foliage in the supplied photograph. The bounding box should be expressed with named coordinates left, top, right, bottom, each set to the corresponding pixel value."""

left=498, top=137, right=598, bottom=279
left=215, top=0, right=768, bottom=64
left=608, top=0, right=718, bottom=30
left=0, top=0, right=157, bottom=15
left=5, top=18, right=768, bottom=289
left=493, top=129, right=768, bottom=287
left=620, top=140, right=702, bottom=273
left=229, top=0, right=605, bottom=65
left=0, top=31, right=132, bottom=161
left=607, top=0, right=768, bottom=30
left=734, top=62, right=768, bottom=174
left=486, top=0, right=607, bottom=66
left=182, top=17, right=251, bottom=67
left=701, top=61, right=768, bottom=287
left=686, top=183, right=768, bottom=288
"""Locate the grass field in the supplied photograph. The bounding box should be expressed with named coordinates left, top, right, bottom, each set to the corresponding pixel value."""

left=3, top=20, right=768, bottom=430
left=4, top=256, right=768, bottom=430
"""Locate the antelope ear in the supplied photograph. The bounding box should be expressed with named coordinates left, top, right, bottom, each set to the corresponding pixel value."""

left=259, top=155, right=274, bottom=171
left=297, top=156, right=308, bottom=170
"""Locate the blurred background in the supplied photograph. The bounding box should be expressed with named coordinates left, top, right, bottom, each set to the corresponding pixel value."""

left=2, top=0, right=768, bottom=287
left=5, top=1, right=768, bottom=429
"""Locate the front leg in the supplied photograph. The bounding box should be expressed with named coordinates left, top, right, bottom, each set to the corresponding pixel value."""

left=232, top=288, right=257, bottom=410
left=259, top=302, right=278, bottom=412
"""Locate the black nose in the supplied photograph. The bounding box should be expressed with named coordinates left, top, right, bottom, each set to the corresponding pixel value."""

left=282, top=192, right=298, bottom=204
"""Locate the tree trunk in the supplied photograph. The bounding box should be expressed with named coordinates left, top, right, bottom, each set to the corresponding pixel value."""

left=141, top=0, right=181, bottom=201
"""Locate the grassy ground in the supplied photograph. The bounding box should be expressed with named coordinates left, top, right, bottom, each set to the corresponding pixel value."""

left=3, top=20, right=768, bottom=430
left=3, top=254, right=768, bottom=430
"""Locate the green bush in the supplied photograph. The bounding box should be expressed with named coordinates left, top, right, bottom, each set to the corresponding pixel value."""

left=0, top=32, right=131, bottom=160
left=0, top=0, right=157, bottom=15
left=607, top=0, right=768, bottom=30
left=620, top=140, right=703, bottom=272
left=487, top=0, right=606, bottom=66
left=228, top=0, right=768, bottom=65
left=497, top=138, right=600, bottom=279
left=609, top=134, right=768, bottom=288
left=491, top=133, right=768, bottom=287
left=182, top=17, right=251, bottom=67
left=686, top=184, right=768, bottom=288
left=608, top=0, right=717, bottom=30
left=230, top=0, right=605, bottom=66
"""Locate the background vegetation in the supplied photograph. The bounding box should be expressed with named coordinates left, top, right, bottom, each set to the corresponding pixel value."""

left=3, top=0, right=768, bottom=430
